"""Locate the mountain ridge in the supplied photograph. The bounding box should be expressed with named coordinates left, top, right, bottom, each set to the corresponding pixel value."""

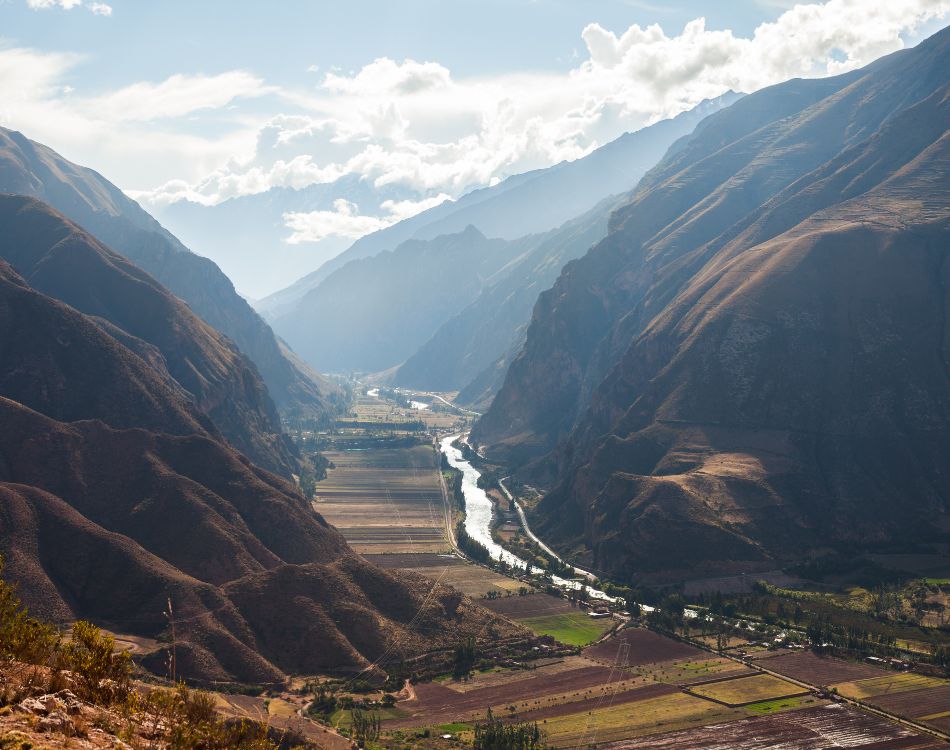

left=472, top=26, right=950, bottom=582
left=0, top=127, right=339, bottom=421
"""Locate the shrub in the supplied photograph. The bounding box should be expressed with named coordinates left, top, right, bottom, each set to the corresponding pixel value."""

left=56, top=620, right=132, bottom=705
left=0, top=557, right=58, bottom=665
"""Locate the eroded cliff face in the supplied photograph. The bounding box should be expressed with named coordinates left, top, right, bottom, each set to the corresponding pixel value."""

left=473, top=27, right=950, bottom=581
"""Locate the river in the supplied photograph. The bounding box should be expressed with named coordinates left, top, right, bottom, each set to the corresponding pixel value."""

left=440, top=434, right=622, bottom=604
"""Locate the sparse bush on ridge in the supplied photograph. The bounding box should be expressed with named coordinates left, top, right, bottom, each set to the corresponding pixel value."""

left=0, top=555, right=308, bottom=749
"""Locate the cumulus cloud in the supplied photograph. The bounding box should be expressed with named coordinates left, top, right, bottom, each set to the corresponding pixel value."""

left=134, top=0, right=948, bottom=214
left=6, top=0, right=950, bottom=220
left=27, top=0, right=112, bottom=14
left=283, top=193, right=451, bottom=244
left=323, top=58, right=452, bottom=95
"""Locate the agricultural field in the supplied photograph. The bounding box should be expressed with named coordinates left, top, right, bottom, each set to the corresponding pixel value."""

left=688, top=673, right=806, bottom=706
left=348, top=390, right=466, bottom=432
left=366, top=552, right=524, bottom=598
left=526, top=690, right=741, bottom=747
left=377, top=626, right=949, bottom=748
left=518, top=613, right=614, bottom=647
left=314, top=444, right=449, bottom=555
left=389, top=660, right=645, bottom=729
left=832, top=671, right=947, bottom=700
left=655, top=657, right=755, bottom=686
left=751, top=649, right=884, bottom=684
left=862, top=684, right=950, bottom=731
left=483, top=594, right=616, bottom=646
left=598, top=704, right=946, bottom=749
left=386, top=630, right=787, bottom=746
left=584, top=627, right=702, bottom=666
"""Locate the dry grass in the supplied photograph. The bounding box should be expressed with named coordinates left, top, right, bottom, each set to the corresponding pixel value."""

left=689, top=674, right=805, bottom=706
left=832, top=672, right=948, bottom=700
left=538, top=691, right=741, bottom=747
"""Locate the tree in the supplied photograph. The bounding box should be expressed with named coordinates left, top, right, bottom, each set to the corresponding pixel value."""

left=453, top=636, right=479, bottom=678
left=351, top=709, right=381, bottom=744
left=473, top=708, right=546, bottom=750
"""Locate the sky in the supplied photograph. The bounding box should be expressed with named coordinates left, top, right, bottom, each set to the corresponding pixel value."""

left=2, top=0, right=949, bottom=251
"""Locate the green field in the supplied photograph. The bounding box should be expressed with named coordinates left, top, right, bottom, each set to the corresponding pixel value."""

left=519, top=612, right=613, bottom=647
left=744, top=695, right=817, bottom=714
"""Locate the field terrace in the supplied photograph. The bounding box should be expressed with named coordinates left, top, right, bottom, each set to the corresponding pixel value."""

left=385, top=629, right=817, bottom=746
left=314, top=444, right=449, bottom=555
left=385, top=627, right=950, bottom=747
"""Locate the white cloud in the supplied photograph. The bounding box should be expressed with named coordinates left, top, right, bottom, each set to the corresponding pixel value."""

left=5, top=0, right=950, bottom=215
left=138, top=0, right=948, bottom=212
left=323, top=58, right=452, bottom=95
left=89, top=72, right=270, bottom=122
left=26, top=0, right=112, bottom=14
left=27, top=0, right=83, bottom=8
left=283, top=193, right=451, bottom=244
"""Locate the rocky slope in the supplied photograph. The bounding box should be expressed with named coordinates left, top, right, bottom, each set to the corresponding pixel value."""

left=0, top=127, right=339, bottom=420
left=0, top=249, right=519, bottom=683
left=473, top=27, right=950, bottom=582
left=0, top=195, right=297, bottom=478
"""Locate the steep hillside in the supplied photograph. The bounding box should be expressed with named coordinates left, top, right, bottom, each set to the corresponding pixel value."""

left=0, top=400, right=515, bottom=683
left=473, top=28, right=950, bottom=581
left=0, top=253, right=520, bottom=682
left=393, top=195, right=616, bottom=398
left=274, top=226, right=536, bottom=373
left=0, top=127, right=339, bottom=419
left=0, top=259, right=212, bottom=438
left=256, top=95, right=739, bottom=320
left=0, top=195, right=298, bottom=478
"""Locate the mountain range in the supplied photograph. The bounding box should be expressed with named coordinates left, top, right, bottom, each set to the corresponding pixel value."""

left=0, top=197, right=518, bottom=684
left=472, top=25, right=950, bottom=584
left=0, top=127, right=339, bottom=423
left=0, top=195, right=298, bottom=476
left=265, top=95, right=740, bottom=398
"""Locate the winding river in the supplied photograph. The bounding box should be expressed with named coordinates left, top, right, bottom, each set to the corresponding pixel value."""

left=440, top=435, right=622, bottom=604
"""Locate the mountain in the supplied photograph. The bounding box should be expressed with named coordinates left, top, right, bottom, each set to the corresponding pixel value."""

left=0, top=244, right=518, bottom=683
left=273, top=226, right=539, bottom=373
left=0, top=257, right=213, bottom=439
left=0, top=127, right=339, bottom=420
left=0, top=195, right=298, bottom=478
left=472, top=28, right=950, bottom=583
left=154, top=174, right=430, bottom=298
left=255, top=94, right=741, bottom=322
left=392, top=195, right=618, bottom=404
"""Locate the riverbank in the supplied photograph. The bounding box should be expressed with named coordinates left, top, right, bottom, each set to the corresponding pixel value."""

left=439, top=434, right=622, bottom=605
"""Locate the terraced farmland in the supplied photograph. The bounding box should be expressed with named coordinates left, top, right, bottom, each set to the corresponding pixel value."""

left=314, top=444, right=449, bottom=554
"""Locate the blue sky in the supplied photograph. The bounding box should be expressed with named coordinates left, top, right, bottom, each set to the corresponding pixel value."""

left=6, top=1, right=800, bottom=87
left=2, top=1, right=948, bottom=229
